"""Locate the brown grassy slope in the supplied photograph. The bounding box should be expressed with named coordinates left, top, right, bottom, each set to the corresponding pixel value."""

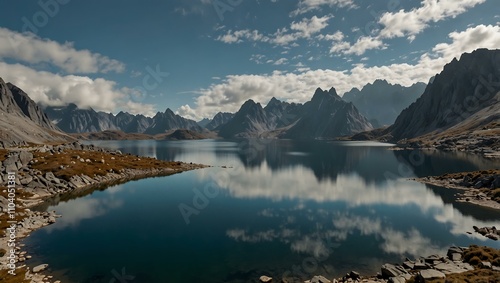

left=30, top=149, right=190, bottom=181
left=0, top=270, right=30, bottom=283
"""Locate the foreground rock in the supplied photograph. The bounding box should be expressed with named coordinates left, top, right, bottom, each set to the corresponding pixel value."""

left=298, top=245, right=498, bottom=283
left=473, top=226, right=500, bottom=241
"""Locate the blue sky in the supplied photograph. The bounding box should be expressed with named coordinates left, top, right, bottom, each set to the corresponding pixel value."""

left=0, top=0, right=499, bottom=120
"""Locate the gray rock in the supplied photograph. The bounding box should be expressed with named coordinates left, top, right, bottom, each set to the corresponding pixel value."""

left=381, top=264, right=408, bottom=278
left=416, top=269, right=445, bottom=281
left=45, top=172, right=61, bottom=184
left=434, top=262, right=468, bottom=274
left=259, top=275, right=272, bottom=283
left=389, top=276, right=406, bottom=283
left=486, top=233, right=499, bottom=240
left=491, top=175, right=500, bottom=189
left=310, top=275, right=331, bottom=283
left=480, top=262, right=492, bottom=269
left=69, top=175, right=86, bottom=188
left=19, top=151, right=33, bottom=166
left=20, top=175, right=33, bottom=185
left=424, top=255, right=441, bottom=264
left=32, top=264, right=49, bottom=273
left=5, top=163, right=17, bottom=173
left=403, top=261, right=414, bottom=270
left=450, top=252, right=462, bottom=261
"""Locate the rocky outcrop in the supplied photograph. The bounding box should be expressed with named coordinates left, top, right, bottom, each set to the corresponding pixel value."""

left=297, top=246, right=495, bottom=283
left=342, top=80, right=426, bottom=126
left=473, top=226, right=500, bottom=241
left=7, top=83, right=57, bottom=131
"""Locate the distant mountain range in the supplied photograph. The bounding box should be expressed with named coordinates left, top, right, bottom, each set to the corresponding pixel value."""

left=1, top=48, right=498, bottom=147
left=0, top=77, right=71, bottom=146
left=44, top=104, right=203, bottom=135
left=218, top=87, right=373, bottom=139
left=283, top=88, right=373, bottom=139
left=352, top=48, right=500, bottom=149
left=342, top=80, right=426, bottom=127
left=204, top=112, right=235, bottom=131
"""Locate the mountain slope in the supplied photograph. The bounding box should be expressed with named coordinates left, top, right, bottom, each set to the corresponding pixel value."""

left=282, top=88, right=373, bottom=139
left=205, top=112, right=234, bottom=130
left=144, top=108, right=203, bottom=135
left=386, top=48, right=500, bottom=141
left=0, top=77, right=72, bottom=145
left=218, top=100, right=275, bottom=138
left=342, top=80, right=426, bottom=126
left=44, top=104, right=154, bottom=133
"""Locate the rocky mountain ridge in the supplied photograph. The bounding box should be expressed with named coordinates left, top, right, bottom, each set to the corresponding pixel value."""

left=342, top=79, right=426, bottom=126
left=218, top=88, right=373, bottom=139
left=0, top=77, right=71, bottom=146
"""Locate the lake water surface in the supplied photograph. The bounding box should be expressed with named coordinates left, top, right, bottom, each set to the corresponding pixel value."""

left=24, top=140, right=500, bottom=282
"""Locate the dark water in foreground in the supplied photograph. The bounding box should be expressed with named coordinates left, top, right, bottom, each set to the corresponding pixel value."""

left=24, top=140, right=500, bottom=282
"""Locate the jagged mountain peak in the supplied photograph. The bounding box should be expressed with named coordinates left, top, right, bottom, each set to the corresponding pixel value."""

left=312, top=87, right=340, bottom=102
left=387, top=48, right=500, bottom=140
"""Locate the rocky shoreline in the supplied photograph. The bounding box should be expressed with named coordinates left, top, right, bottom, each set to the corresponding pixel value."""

left=260, top=245, right=499, bottom=283
left=413, top=169, right=500, bottom=210
left=0, top=141, right=207, bottom=283
left=392, top=133, right=500, bottom=159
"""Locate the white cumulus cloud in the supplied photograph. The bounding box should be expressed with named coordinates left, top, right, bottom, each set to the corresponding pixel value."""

left=0, top=27, right=125, bottom=74
left=0, top=62, right=156, bottom=116
left=180, top=24, right=500, bottom=120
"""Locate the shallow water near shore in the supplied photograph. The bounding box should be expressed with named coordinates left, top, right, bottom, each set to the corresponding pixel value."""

left=23, top=140, right=500, bottom=282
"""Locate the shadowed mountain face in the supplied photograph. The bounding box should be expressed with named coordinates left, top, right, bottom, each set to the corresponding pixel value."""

left=282, top=88, right=373, bottom=139
left=342, top=80, right=426, bottom=126
left=144, top=108, right=203, bottom=135
left=0, top=78, right=70, bottom=145
left=386, top=48, right=500, bottom=141
left=219, top=89, right=372, bottom=139
left=45, top=104, right=202, bottom=134
left=217, top=97, right=304, bottom=138
left=205, top=112, right=234, bottom=131
left=218, top=100, right=276, bottom=138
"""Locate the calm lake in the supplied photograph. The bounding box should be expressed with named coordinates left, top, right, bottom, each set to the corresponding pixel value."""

left=24, top=139, right=500, bottom=282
